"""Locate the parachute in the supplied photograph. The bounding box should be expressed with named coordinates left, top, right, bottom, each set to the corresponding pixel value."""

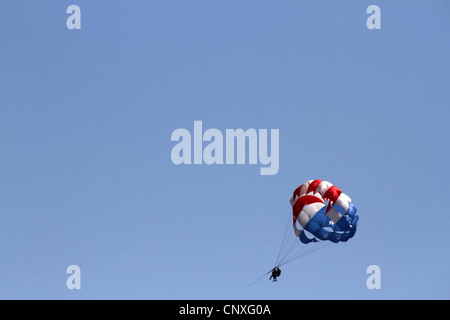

left=274, top=179, right=359, bottom=268
left=292, top=179, right=359, bottom=244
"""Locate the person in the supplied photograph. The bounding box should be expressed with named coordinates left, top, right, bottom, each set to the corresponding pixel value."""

left=269, top=267, right=281, bottom=282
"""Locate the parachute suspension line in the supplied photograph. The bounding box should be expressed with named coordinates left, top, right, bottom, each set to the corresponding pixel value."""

left=277, top=236, right=310, bottom=267
left=274, top=208, right=306, bottom=267
left=278, top=241, right=332, bottom=268
left=276, top=234, right=299, bottom=266
left=274, top=208, right=309, bottom=267
left=273, top=209, right=334, bottom=268
left=274, top=208, right=294, bottom=267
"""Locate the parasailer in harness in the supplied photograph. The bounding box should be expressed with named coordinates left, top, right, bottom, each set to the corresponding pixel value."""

left=269, top=267, right=281, bottom=282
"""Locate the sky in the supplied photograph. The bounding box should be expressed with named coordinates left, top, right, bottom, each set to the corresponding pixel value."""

left=0, top=1, right=449, bottom=300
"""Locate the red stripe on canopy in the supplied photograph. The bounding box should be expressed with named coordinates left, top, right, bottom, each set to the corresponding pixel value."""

left=292, top=195, right=324, bottom=224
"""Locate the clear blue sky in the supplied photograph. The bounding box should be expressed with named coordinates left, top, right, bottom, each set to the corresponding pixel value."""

left=0, top=1, right=448, bottom=299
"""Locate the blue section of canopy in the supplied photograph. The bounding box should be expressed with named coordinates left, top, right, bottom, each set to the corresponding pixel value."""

left=299, top=203, right=359, bottom=244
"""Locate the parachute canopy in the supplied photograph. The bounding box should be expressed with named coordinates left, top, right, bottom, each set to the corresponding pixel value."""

left=290, top=179, right=359, bottom=244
